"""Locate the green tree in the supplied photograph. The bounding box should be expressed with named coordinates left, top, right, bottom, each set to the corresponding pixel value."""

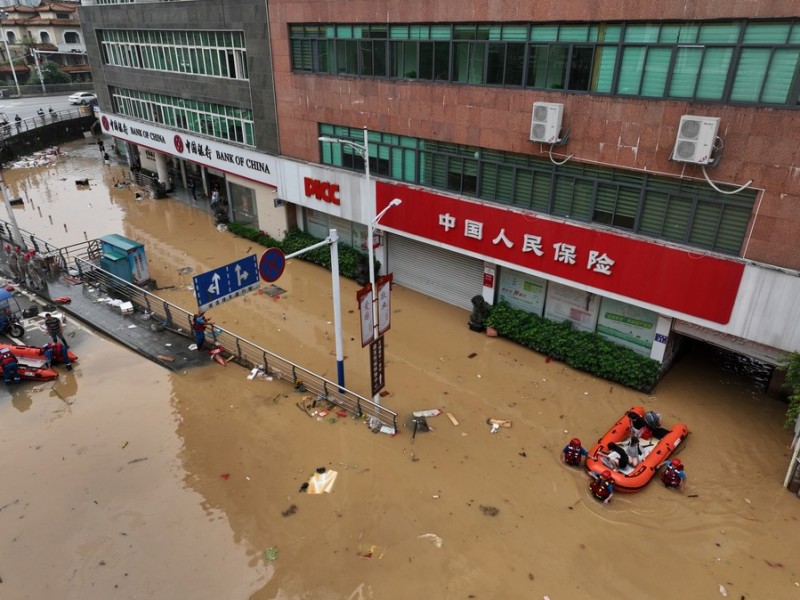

left=778, top=351, right=800, bottom=428
left=27, top=60, right=71, bottom=85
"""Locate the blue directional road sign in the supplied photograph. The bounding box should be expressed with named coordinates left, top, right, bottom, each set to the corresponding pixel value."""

left=193, top=254, right=259, bottom=312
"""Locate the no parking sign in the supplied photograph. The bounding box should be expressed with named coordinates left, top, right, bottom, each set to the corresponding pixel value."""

left=259, top=247, right=286, bottom=283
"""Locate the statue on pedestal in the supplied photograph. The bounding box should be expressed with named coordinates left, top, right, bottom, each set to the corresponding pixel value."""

left=468, top=295, right=490, bottom=332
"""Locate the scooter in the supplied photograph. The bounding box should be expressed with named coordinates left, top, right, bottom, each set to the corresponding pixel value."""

left=0, top=311, right=24, bottom=338
left=0, top=288, right=26, bottom=338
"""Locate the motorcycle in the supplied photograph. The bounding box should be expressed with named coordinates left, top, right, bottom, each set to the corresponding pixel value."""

left=0, top=288, right=26, bottom=338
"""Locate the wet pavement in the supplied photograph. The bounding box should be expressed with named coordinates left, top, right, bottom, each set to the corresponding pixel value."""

left=0, top=263, right=209, bottom=372
left=0, top=138, right=799, bottom=600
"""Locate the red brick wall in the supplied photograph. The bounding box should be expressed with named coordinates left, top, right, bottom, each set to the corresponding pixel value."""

left=268, top=1, right=800, bottom=269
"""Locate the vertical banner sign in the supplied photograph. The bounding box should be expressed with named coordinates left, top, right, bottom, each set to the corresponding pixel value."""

left=377, top=274, right=393, bottom=335
left=370, top=336, right=385, bottom=396
left=357, top=284, right=374, bottom=347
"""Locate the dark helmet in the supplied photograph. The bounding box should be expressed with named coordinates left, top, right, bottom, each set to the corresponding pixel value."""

left=601, top=470, right=612, bottom=479
left=570, top=438, right=581, bottom=447
left=644, top=411, right=662, bottom=429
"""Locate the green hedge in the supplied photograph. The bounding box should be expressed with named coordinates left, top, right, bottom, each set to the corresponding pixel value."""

left=226, top=223, right=378, bottom=280
left=485, top=303, right=661, bottom=392
left=778, top=351, right=800, bottom=428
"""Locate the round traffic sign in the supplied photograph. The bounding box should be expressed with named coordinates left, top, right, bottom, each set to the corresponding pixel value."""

left=259, top=247, right=286, bottom=283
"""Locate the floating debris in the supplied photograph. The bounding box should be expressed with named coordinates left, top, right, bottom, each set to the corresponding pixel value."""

left=264, top=547, right=279, bottom=561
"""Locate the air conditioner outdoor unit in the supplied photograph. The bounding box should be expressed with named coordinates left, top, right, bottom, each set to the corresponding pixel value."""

left=671, top=115, right=720, bottom=165
left=529, top=102, right=563, bottom=144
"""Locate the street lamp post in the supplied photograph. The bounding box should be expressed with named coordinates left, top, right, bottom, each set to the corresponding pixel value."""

left=318, top=129, right=402, bottom=407
left=0, top=11, right=20, bottom=98
left=366, top=198, right=401, bottom=407
left=284, top=228, right=345, bottom=390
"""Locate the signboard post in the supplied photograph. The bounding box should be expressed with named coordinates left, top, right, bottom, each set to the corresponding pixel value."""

left=193, top=254, right=259, bottom=312
left=369, top=336, right=385, bottom=397
left=357, top=284, right=374, bottom=347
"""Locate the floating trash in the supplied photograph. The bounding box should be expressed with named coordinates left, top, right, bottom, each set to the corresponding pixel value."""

left=264, top=547, right=279, bottom=561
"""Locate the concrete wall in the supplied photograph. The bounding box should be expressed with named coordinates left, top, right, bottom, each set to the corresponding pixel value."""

left=79, top=0, right=278, bottom=155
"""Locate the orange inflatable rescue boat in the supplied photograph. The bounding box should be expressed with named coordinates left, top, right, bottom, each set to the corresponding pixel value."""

left=585, top=406, right=688, bottom=492
left=0, top=342, right=78, bottom=364
left=16, top=363, right=59, bottom=381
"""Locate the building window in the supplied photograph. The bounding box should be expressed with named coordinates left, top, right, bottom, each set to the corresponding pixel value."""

left=319, top=124, right=756, bottom=255
left=229, top=182, right=258, bottom=227
left=291, top=19, right=800, bottom=107
left=99, top=29, right=248, bottom=80
left=111, top=87, right=255, bottom=146
left=6, top=31, right=15, bottom=44
left=64, top=32, right=80, bottom=44
left=40, top=31, right=51, bottom=44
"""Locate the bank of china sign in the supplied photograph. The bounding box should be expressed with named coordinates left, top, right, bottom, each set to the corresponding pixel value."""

left=99, top=112, right=277, bottom=188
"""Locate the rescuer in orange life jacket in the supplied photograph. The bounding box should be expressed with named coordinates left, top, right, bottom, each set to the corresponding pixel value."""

left=562, top=437, right=589, bottom=467
left=660, top=458, right=686, bottom=490
left=1, top=347, right=21, bottom=384
left=589, top=469, right=615, bottom=504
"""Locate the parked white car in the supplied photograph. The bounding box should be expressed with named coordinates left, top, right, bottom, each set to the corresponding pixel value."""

left=68, top=92, right=97, bottom=105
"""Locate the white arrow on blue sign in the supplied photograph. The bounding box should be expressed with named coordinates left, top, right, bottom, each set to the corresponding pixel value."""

left=193, top=254, right=260, bottom=312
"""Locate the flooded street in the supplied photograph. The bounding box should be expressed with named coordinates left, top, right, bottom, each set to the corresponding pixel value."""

left=1, top=139, right=799, bottom=599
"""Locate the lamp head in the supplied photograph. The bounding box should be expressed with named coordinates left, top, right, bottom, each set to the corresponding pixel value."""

left=389, top=199, right=402, bottom=207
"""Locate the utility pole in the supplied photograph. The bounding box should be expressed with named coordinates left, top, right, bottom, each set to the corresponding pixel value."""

left=0, top=10, right=20, bottom=97
left=32, top=49, right=45, bottom=94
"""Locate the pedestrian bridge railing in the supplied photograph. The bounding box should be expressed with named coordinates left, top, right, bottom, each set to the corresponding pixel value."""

left=0, top=106, right=92, bottom=141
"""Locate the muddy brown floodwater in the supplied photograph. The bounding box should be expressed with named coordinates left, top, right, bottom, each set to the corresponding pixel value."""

left=1, top=139, right=799, bottom=600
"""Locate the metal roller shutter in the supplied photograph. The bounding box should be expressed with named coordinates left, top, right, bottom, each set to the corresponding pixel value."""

left=386, top=234, right=484, bottom=310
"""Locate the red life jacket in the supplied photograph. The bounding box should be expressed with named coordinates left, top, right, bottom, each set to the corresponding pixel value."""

left=563, top=444, right=583, bottom=466
left=661, top=465, right=683, bottom=488
left=192, top=315, right=207, bottom=332
left=590, top=477, right=613, bottom=501
left=0, top=352, right=17, bottom=367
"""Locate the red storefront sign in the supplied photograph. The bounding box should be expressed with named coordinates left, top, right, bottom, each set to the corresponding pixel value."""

left=304, top=177, right=340, bottom=205
left=375, top=182, right=744, bottom=324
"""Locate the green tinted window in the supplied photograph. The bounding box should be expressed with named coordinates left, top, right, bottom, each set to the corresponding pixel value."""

left=731, top=48, right=771, bottom=102
left=617, top=47, right=644, bottom=94
left=698, top=23, right=740, bottom=43
left=593, top=46, right=617, bottom=93
left=641, top=47, right=671, bottom=96
left=624, top=24, right=660, bottom=43
left=762, top=49, right=800, bottom=103
left=696, top=47, right=733, bottom=99
left=668, top=47, right=701, bottom=98
left=744, top=22, right=791, bottom=43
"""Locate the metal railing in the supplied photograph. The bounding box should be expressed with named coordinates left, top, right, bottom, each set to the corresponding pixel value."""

left=0, top=220, right=399, bottom=430
left=0, top=106, right=92, bottom=141
left=129, top=170, right=167, bottom=198
left=71, top=255, right=398, bottom=430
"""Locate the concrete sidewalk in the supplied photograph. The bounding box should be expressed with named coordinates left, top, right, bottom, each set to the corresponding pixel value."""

left=0, top=252, right=209, bottom=372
